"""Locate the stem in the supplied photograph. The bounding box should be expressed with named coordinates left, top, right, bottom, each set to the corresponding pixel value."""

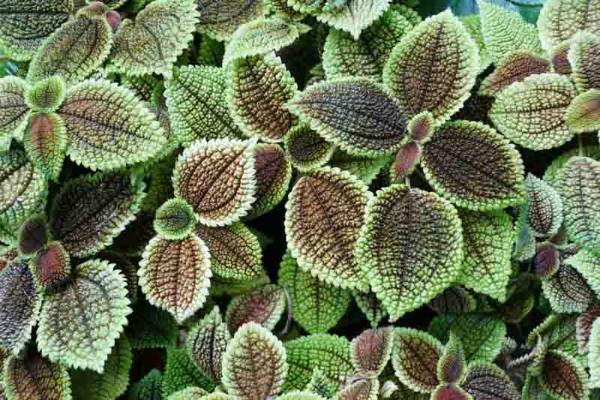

left=280, top=284, right=293, bottom=336
left=578, top=134, right=584, bottom=156
left=404, top=176, right=411, bottom=188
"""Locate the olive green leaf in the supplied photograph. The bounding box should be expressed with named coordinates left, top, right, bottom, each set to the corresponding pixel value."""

left=356, top=185, right=463, bottom=321
left=316, top=0, right=391, bottom=40
left=163, top=348, right=215, bottom=397
left=542, top=262, right=595, bottom=313
left=462, top=362, right=519, bottom=400
left=429, top=287, right=477, bottom=315
left=169, top=387, right=209, bottom=400
left=284, top=124, right=334, bottom=172
left=196, top=0, right=264, bottom=41
left=153, top=198, right=198, bottom=241
left=565, top=89, right=600, bottom=133
left=278, top=391, right=327, bottom=400
left=248, top=143, right=292, bottom=218
left=538, top=0, right=600, bottom=52
left=0, top=77, right=30, bottom=145
left=566, top=249, right=600, bottom=299
left=329, top=151, right=391, bottom=185
left=125, top=300, right=178, bottom=350
left=225, top=284, right=286, bottom=332
left=540, top=350, right=589, bottom=400
left=24, top=76, right=66, bottom=113
left=304, top=368, right=339, bottom=398
left=351, top=327, right=392, bottom=378
left=569, top=32, right=600, bottom=93
left=392, top=328, right=443, bottom=393
left=523, top=173, right=563, bottom=238
left=23, top=112, right=68, bottom=181
left=575, top=305, right=600, bottom=354
left=353, top=290, right=388, bottom=328
left=129, top=369, right=163, bottom=400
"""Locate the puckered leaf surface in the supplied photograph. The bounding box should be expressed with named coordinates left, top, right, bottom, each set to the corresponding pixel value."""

left=350, top=327, right=392, bottom=378
left=542, top=252, right=595, bottom=313
left=590, top=319, right=600, bottom=388
left=429, top=287, right=477, bottom=314
left=24, top=76, right=66, bottom=114
left=392, top=328, right=443, bottom=393
left=315, top=0, right=391, bottom=40
left=523, top=174, right=563, bottom=238
left=567, top=249, right=600, bottom=300
left=353, top=290, right=388, bottom=328
left=248, top=143, right=291, bottom=218
left=225, top=284, right=286, bottom=332
left=153, top=198, right=198, bottom=241
left=196, top=0, right=264, bottom=41
left=23, top=112, right=68, bottom=181
left=569, top=32, right=600, bottom=93
left=334, top=379, right=379, bottom=400
left=284, top=124, right=334, bottom=172
left=125, top=300, right=178, bottom=350
left=565, top=89, right=600, bottom=133
left=0, top=77, right=30, bottom=145
left=540, top=350, right=589, bottom=400
left=462, top=362, right=520, bottom=400
left=163, top=348, right=215, bottom=396
left=538, top=0, right=600, bottom=52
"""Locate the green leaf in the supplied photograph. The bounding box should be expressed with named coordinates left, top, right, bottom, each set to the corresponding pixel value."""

left=316, top=0, right=391, bottom=39
left=523, top=173, right=563, bottom=238
left=24, top=76, right=66, bottom=113
left=23, top=113, right=68, bottom=181
left=3, top=352, right=71, bottom=400
left=37, top=259, right=131, bottom=373
left=457, top=209, right=514, bottom=302
left=196, top=0, right=264, bottom=41
left=538, top=0, right=600, bottom=52
left=356, top=185, right=463, bottom=321
left=125, top=300, right=178, bottom=350
left=169, top=387, right=209, bottom=400
left=462, top=362, right=520, bottom=400
left=284, top=124, right=334, bottom=172
left=353, top=290, right=388, bottom=328
left=278, top=391, right=327, bottom=400
left=542, top=262, right=595, bottom=314
left=0, top=261, right=41, bottom=355
left=421, top=120, right=525, bottom=210
left=57, top=79, right=167, bottom=171
left=285, top=167, right=371, bottom=291
left=429, top=287, right=477, bottom=314
left=540, top=350, right=589, bottom=400
left=129, top=369, right=163, bottom=400
left=576, top=306, right=600, bottom=354
left=222, top=322, right=288, bottom=399
left=139, top=234, right=212, bottom=324
left=304, top=368, right=339, bottom=398
left=248, top=143, right=292, bottom=218
left=590, top=319, right=600, bottom=388
left=569, top=32, right=600, bottom=93
left=329, top=151, right=391, bottom=185
left=111, top=0, right=199, bottom=77
left=227, top=53, right=298, bottom=142
left=383, top=10, right=479, bottom=125
left=437, top=333, right=466, bottom=385
left=565, top=89, right=600, bottom=133
left=0, top=0, right=73, bottom=61
left=278, top=251, right=351, bottom=334
left=334, top=379, right=379, bottom=400
left=27, top=14, right=112, bottom=85
left=173, top=138, right=257, bottom=226
left=350, top=327, right=392, bottom=378
left=527, top=314, right=580, bottom=359
left=478, top=0, right=542, bottom=64
left=225, top=284, right=286, bottom=332
left=49, top=171, right=145, bottom=258
left=460, top=14, right=492, bottom=72
left=163, top=348, right=215, bottom=397
left=489, top=73, right=577, bottom=150
left=154, top=198, right=198, bottom=241
left=567, top=249, right=600, bottom=299
left=0, top=77, right=30, bottom=145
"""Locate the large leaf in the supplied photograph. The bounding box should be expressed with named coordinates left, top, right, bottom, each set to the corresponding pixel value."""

left=3, top=352, right=71, bottom=400
left=248, top=143, right=292, bottom=218
left=225, top=284, right=286, bottom=332
left=0, top=77, right=30, bottom=144
left=569, top=32, right=600, bottom=93
left=538, top=0, right=600, bottom=52
left=356, top=185, right=463, bottom=321
left=196, top=0, right=264, bottom=41
left=392, top=328, right=443, bottom=393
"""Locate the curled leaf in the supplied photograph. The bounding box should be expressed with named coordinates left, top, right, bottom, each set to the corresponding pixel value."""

left=569, top=32, right=600, bottom=93
left=538, top=0, right=600, bottom=52
left=23, top=112, right=68, bottom=181
left=350, top=327, right=392, bottom=378
left=523, top=173, right=563, bottom=238
left=154, top=198, right=198, bottom=240
left=565, top=89, right=600, bottom=133
left=392, top=328, right=443, bottom=393
left=462, top=362, right=519, bottom=400
left=392, top=141, right=422, bottom=181
left=24, top=76, right=66, bottom=113
left=3, top=352, right=71, bottom=400
left=248, top=143, right=292, bottom=218
left=284, top=124, right=334, bottom=172
left=225, top=284, right=286, bottom=332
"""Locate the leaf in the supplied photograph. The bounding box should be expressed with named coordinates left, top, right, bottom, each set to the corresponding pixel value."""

left=478, top=0, right=542, bottom=64
left=111, top=0, right=199, bottom=76
left=540, top=350, right=589, bottom=400
left=3, top=352, right=71, bottom=400
left=17, top=214, right=48, bottom=257
left=279, top=252, right=351, bottom=334
left=523, top=173, right=563, bottom=238
left=163, top=348, right=215, bottom=397
left=478, top=50, right=550, bottom=97
left=350, top=327, right=392, bottom=378
left=489, top=73, right=577, bottom=150
left=37, top=259, right=131, bottom=373
left=429, top=314, right=506, bottom=363
left=24, top=76, right=66, bottom=113
left=305, top=368, right=339, bottom=398
left=383, top=10, right=479, bottom=125
left=421, top=120, right=525, bottom=210
left=70, top=334, right=133, bottom=400
left=460, top=14, right=492, bottom=73
left=429, top=287, right=477, bottom=314
left=129, top=370, right=163, bottom=400
left=169, top=387, right=209, bottom=400
left=316, top=0, right=391, bottom=40
left=329, top=151, right=391, bottom=185
left=335, top=379, right=379, bottom=400
left=565, top=89, right=600, bottom=133
left=285, top=167, right=371, bottom=290
left=527, top=314, right=580, bottom=358
left=125, top=300, right=178, bottom=350
left=248, top=143, right=292, bottom=218
left=353, top=290, right=388, bottom=328
left=560, top=157, right=600, bottom=253
left=49, top=171, right=145, bottom=258
left=284, top=124, right=335, bottom=172
left=462, top=362, right=519, bottom=400
left=23, top=112, right=68, bottom=181
left=569, top=32, right=600, bottom=93
left=391, top=328, right=443, bottom=393
left=535, top=243, right=561, bottom=279
left=287, top=78, right=408, bottom=157
left=27, top=14, right=112, bottom=85
left=590, top=319, right=600, bottom=388
left=225, top=284, right=286, bottom=332
left=0, top=77, right=30, bottom=144
left=356, top=185, right=463, bottom=321
left=0, top=261, right=41, bottom=355
left=57, top=79, right=166, bottom=170
left=542, top=263, right=595, bottom=314
left=227, top=53, right=298, bottom=142
left=173, top=138, right=256, bottom=227
left=153, top=198, right=197, bottom=241
left=457, top=209, right=514, bottom=302
left=196, top=0, right=264, bottom=41
left=222, top=322, right=288, bottom=399
left=32, top=240, right=71, bottom=291
left=139, top=234, right=212, bottom=324
left=576, top=305, right=600, bottom=354
left=437, top=333, right=466, bottom=385
left=0, top=0, right=73, bottom=61
left=538, top=0, right=600, bottom=52
left=278, top=391, right=327, bottom=400
left=187, top=307, right=231, bottom=383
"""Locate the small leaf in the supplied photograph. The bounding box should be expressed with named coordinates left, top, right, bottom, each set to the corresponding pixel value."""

left=316, top=0, right=391, bottom=39
left=17, top=214, right=48, bottom=257
left=37, top=259, right=131, bottom=373
left=565, top=89, right=600, bottom=133
left=111, top=0, right=199, bottom=76
left=437, top=333, right=466, bottom=385
left=569, top=32, right=600, bottom=93
left=33, top=240, right=71, bottom=291
left=350, top=327, right=393, bottom=378
left=0, top=77, right=30, bottom=144
left=3, top=352, right=71, bottom=400
left=391, top=141, right=422, bottom=181
left=538, top=0, right=600, bottom=52
left=353, top=290, right=388, bottom=328
left=57, top=79, right=166, bottom=170
left=196, top=0, right=264, bottom=41
left=285, top=167, right=371, bottom=290
left=356, top=185, right=463, bottom=321
left=305, top=368, right=339, bottom=398
left=50, top=171, right=145, bottom=258
left=173, top=138, right=256, bottom=226
left=489, top=73, right=577, bottom=150
left=163, top=348, right=215, bottom=397
left=288, top=77, right=408, bottom=157
left=429, top=287, right=477, bottom=315
left=222, top=322, right=288, bottom=399
left=225, top=284, right=286, bottom=332
left=534, top=243, right=560, bottom=279
left=431, top=384, right=471, bottom=400
left=23, top=112, right=68, bottom=180
left=125, top=300, right=178, bottom=350
left=383, top=10, right=479, bottom=125
left=129, top=370, right=163, bottom=400
left=335, top=379, right=379, bottom=400
left=227, top=53, right=298, bottom=142
left=478, top=0, right=542, bottom=64
left=540, top=350, right=589, bottom=400
left=523, top=173, right=563, bottom=238
left=248, top=143, right=292, bottom=218
left=551, top=41, right=573, bottom=75
left=392, top=328, right=443, bottom=393
left=462, top=362, right=519, bottom=400
left=154, top=198, right=198, bottom=240
left=24, top=76, right=66, bottom=113
left=279, top=252, right=351, bottom=334
left=285, top=124, right=335, bottom=172
left=139, top=234, right=212, bottom=324
left=542, top=262, right=595, bottom=314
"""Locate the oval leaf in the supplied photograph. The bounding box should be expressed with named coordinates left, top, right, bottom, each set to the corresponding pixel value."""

left=392, top=328, right=443, bottom=393
left=523, top=173, right=563, bottom=238
left=23, top=112, right=68, bottom=181
left=462, top=362, right=520, bottom=400
left=225, top=284, right=286, bottom=332
left=350, top=327, right=393, bottom=378
left=0, top=77, right=30, bottom=143
left=569, top=32, right=600, bottom=93
left=248, top=143, right=292, bottom=218
left=284, top=124, right=335, bottom=172
left=4, top=352, right=71, bottom=400
left=540, top=350, right=589, bottom=400
left=196, top=0, right=264, bottom=41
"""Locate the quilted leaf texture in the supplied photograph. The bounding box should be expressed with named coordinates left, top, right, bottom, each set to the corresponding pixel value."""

left=111, top=0, right=199, bottom=77
left=329, top=151, right=391, bottom=186
left=0, top=77, right=30, bottom=144
left=24, top=76, right=66, bottom=113
left=334, top=379, right=379, bottom=400
left=315, top=0, right=391, bottom=40
left=383, top=10, right=479, bottom=125
left=429, top=287, right=477, bottom=314
left=17, top=214, right=48, bottom=257
left=125, top=300, right=178, bottom=350
left=565, top=89, right=600, bottom=133
left=392, top=328, right=443, bottom=393
left=139, top=234, right=212, bottom=324
left=285, top=167, right=371, bottom=291
left=590, top=319, right=600, bottom=388
left=57, top=79, right=166, bottom=171
left=129, top=369, right=163, bottom=400
left=154, top=198, right=198, bottom=241
left=23, top=112, right=68, bottom=181
left=461, top=362, right=519, bottom=400
left=32, top=241, right=71, bottom=291
left=173, top=138, right=257, bottom=227
left=0, top=0, right=73, bottom=61
left=284, top=124, right=335, bottom=172
left=356, top=185, right=463, bottom=321
left=196, top=0, right=264, bottom=41
left=0, top=261, right=41, bottom=355
left=575, top=305, right=600, bottom=353
left=538, top=0, right=600, bottom=52
left=222, top=322, right=288, bottom=399
left=350, top=327, right=392, bottom=378
left=278, top=391, right=326, bottom=400
left=569, top=32, right=600, bottom=93
left=162, top=348, right=215, bottom=396
left=279, top=252, right=351, bottom=334
left=353, top=290, right=388, bottom=328
left=437, top=333, right=466, bottom=385
left=540, top=350, right=589, bottom=400
left=542, top=261, right=595, bottom=313
left=248, top=143, right=292, bottom=218
left=523, top=174, right=563, bottom=238
left=225, top=284, right=286, bottom=332
left=37, top=259, right=131, bottom=373
left=489, top=73, right=577, bottom=150
left=49, top=171, right=145, bottom=258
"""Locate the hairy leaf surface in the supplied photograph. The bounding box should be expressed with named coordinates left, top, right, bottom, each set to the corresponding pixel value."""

left=538, top=0, right=600, bottom=52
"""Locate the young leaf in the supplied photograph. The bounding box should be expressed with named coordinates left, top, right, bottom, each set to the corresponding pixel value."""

left=523, top=174, right=563, bottom=238
left=111, top=0, right=199, bottom=77
left=222, top=322, right=288, bottom=399
left=437, top=333, right=466, bottom=385
left=383, top=10, right=479, bottom=125
left=353, top=290, right=388, bottom=328
left=288, top=78, right=408, bottom=157
left=57, top=79, right=166, bottom=170
left=169, top=387, right=209, bottom=400
left=37, top=259, right=131, bottom=373
left=139, top=234, right=212, bottom=324
left=284, top=124, right=335, bottom=172
left=315, top=0, right=391, bottom=40
left=225, top=284, right=286, bottom=332
left=163, top=348, right=215, bottom=396
left=356, top=185, right=463, bottom=321
left=489, top=73, right=577, bottom=150
left=50, top=171, right=145, bottom=258
left=350, top=327, right=393, bottom=378
left=335, top=379, right=379, bottom=400
left=305, top=368, right=339, bottom=398
left=542, top=263, right=595, bottom=313
left=462, top=362, right=519, bottom=400
left=17, top=214, right=48, bottom=257
left=23, top=112, right=68, bottom=181
left=285, top=167, right=371, bottom=291
left=129, top=369, right=163, bottom=400
left=0, top=261, right=41, bottom=355
left=429, top=287, right=477, bottom=315
left=460, top=14, right=492, bottom=72
left=33, top=241, right=71, bottom=291
left=535, top=243, right=560, bottom=279
left=431, top=384, right=471, bottom=400
left=569, top=32, right=600, bottom=93
left=125, top=300, right=178, bottom=350
left=248, top=143, right=292, bottom=218
left=227, top=53, right=297, bottom=142
left=24, top=76, right=66, bottom=113
left=478, top=0, right=542, bottom=64
left=279, top=252, right=351, bottom=334
left=551, top=41, right=573, bottom=75
left=565, top=89, right=600, bottom=133
left=173, top=138, right=256, bottom=227
left=540, top=350, right=589, bottom=400
left=538, top=0, right=600, bottom=52
left=0, top=77, right=30, bottom=144
left=154, top=198, right=198, bottom=241
left=392, top=328, right=443, bottom=393
left=196, top=0, right=264, bottom=41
